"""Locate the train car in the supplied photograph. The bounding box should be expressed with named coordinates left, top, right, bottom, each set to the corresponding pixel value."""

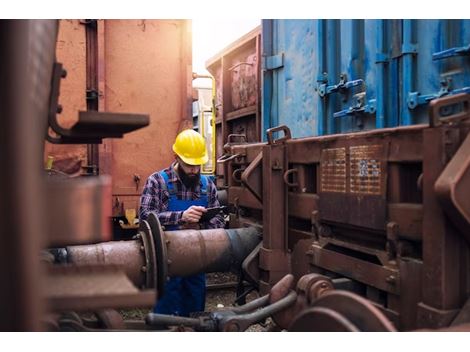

left=205, top=26, right=262, bottom=188
left=217, top=19, right=470, bottom=331
left=45, top=20, right=193, bottom=236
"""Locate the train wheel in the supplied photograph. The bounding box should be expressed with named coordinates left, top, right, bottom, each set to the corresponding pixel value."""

left=288, top=290, right=396, bottom=332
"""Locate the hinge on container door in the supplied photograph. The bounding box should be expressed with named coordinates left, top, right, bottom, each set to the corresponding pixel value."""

left=333, top=92, right=376, bottom=118
left=407, top=77, right=470, bottom=109
left=262, top=53, right=284, bottom=71
left=318, top=73, right=364, bottom=98
left=432, top=44, right=470, bottom=61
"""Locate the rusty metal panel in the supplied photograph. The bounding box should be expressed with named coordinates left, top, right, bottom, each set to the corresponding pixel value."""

left=349, top=145, right=382, bottom=195
left=396, top=258, right=423, bottom=330
left=310, top=245, right=400, bottom=295
left=320, top=147, right=346, bottom=193
left=288, top=193, right=319, bottom=220
left=206, top=26, right=260, bottom=116
left=44, top=20, right=87, bottom=174
left=230, top=52, right=258, bottom=110
left=422, top=126, right=464, bottom=313
left=207, top=26, right=261, bottom=187
left=228, top=186, right=262, bottom=210
left=319, top=141, right=388, bottom=230
left=102, top=20, right=192, bottom=214
left=435, top=132, right=470, bottom=244
left=388, top=203, right=422, bottom=241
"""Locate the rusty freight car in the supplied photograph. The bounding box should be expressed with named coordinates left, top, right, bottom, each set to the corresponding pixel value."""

left=207, top=20, right=470, bottom=331
left=205, top=26, right=261, bottom=188
left=45, top=19, right=193, bottom=229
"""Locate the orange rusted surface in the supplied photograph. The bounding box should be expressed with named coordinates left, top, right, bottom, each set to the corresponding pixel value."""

left=46, top=20, right=192, bottom=215
left=44, top=20, right=87, bottom=174
left=101, top=20, right=192, bottom=215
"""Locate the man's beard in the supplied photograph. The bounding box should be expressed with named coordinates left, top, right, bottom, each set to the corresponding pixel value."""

left=177, top=166, right=200, bottom=188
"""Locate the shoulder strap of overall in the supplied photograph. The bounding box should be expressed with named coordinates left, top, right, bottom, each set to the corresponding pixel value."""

left=200, top=175, right=208, bottom=195
left=158, top=170, right=176, bottom=195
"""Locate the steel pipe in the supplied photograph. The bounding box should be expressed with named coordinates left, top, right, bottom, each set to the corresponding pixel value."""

left=62, top=214, right=261, bottom=296
left=164, top=227, right=261, bottom=277
left=66, top=240, right=146, bottom=288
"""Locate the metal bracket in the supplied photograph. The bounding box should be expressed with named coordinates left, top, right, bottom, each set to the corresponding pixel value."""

left=47, top=62, right=149, bottom=144
left=262, top=53, right=284, bottom=71
left=333, top=93, right=376, bottom=118
left=241, top=151, right=263, bottom=202
left=318, top=73, right=364, bottom=98
left=283, top=168, right=299, bottom=188
left=407, top=77, right=470, bottom=109
left=429, top=92, right=470, bottom=127
left=266, top=125, right=291, bottom=145
left=217, top=153, right=242, bottom=164
left=401, top=43, right=418, bottom=55
left=433, top=44, right=470, bottom=61
left=375, top=53, right=389, bottom=64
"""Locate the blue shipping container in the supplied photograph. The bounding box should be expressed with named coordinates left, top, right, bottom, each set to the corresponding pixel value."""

left=262, top=19, right=470, bottom=138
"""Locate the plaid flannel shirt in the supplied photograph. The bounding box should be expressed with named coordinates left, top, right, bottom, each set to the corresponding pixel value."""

left=139, top=162, right=225, bottom=229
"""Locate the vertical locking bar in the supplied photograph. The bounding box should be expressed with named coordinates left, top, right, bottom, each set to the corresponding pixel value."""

left=326, top=20, right=340, bottom=135
left=316, top=19, right=327, bottom=136
left=375, top=20, right=387, bottom=128
left=262, top=19, right=274, bottom=141
left=401, top=19, right=416, bottom=126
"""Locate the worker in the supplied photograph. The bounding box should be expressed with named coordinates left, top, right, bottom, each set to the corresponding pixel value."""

left=139, top=129, right=225, bottom=317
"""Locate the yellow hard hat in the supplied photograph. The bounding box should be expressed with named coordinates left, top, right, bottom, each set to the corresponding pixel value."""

left=172, top=129, right=208, bottom=165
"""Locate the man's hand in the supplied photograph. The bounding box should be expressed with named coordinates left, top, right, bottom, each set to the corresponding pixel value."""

left=182, top=206, right=207, bottom=223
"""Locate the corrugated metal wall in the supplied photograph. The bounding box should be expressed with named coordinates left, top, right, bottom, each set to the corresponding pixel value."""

left=262, top=19, right=470, bottom=138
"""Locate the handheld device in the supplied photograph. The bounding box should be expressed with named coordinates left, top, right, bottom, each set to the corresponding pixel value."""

left=199, top=206, right=228, bottom=222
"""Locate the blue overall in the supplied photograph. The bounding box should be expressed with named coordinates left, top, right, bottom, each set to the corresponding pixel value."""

left=154, top=171, right=208, bottom=317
